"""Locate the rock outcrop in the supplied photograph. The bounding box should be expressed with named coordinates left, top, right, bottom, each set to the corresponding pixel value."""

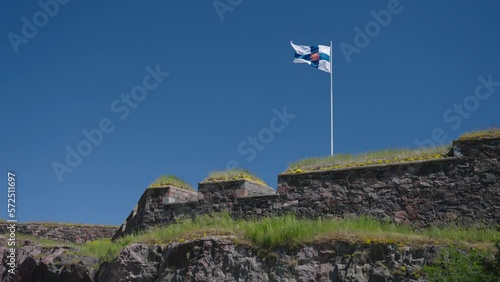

left=1, top=234, right=441, bottom=281
left=97, top=236, right=437, bottom=282
left=0, top=235, right=98, bottom=282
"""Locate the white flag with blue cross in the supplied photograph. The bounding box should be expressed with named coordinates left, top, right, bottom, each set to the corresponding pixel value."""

left=290, top=41, right=331, bottom=73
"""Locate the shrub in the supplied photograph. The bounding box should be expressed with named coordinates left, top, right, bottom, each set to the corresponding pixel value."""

left=423, top=247, right=499, bottom=282
left=483, top=242, right=500, bottom=278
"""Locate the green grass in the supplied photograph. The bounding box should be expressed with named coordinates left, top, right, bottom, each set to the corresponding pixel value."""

left=15, top=234, right=81, bottom=248
left=12, top=234, right=126, bottom=265
left=286, top=145, right=451, bottom=173
left=458, top=127, right=500, bottom=141
left=148, top=175, right=194, bottom=191
left=203, top=169, right=267, bottom=186
left=79, top=238, right=126, bottom=263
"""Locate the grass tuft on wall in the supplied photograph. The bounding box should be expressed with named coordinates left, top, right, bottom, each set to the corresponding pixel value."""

left=203, top=169, right=267, bottom=186
left=148, top=175, right=194, bottom=191
left=458, top=127, right=500, bottom=141
left=285, top=145, right=451, bottom=173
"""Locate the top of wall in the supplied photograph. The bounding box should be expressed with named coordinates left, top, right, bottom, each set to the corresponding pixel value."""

left=280, top=136, right=500, bottom=176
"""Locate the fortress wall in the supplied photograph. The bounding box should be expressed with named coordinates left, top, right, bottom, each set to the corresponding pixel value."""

left=113, top=137, right=500, bottom=239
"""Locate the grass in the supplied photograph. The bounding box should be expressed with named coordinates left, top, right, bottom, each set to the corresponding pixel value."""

left=148, top=175, right=194, bottom=191
left=13, top=234, right=120, bottom=265
left=203, top=169, right=267, bottom=186
left=6, top=214, right=499, bottom=265
left=286, top=145, right=451, bottom=173
left=79, top=238, right=125, bottom=263
left=458, top=127, right=500, bottom=141
left=15, top=234, right=81, bottom=248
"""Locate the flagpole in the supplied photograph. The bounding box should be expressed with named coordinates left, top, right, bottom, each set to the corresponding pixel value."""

left=330, top=40, right=334, bottom=156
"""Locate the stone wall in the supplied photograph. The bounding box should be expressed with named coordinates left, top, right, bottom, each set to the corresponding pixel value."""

left=113, top=137, right=500, bottom=239
left=112, top=180, right=276, bottom=239
left=197, top=179, right=276, bottom=203
left=0, top=222, right=117, bottom=243
left=277, top=138, right=499, bottom=227
left=160, top=185, right=198, bottom=204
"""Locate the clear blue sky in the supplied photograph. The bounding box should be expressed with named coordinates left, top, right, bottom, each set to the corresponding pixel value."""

left=1, top=1, right=499, bottom=225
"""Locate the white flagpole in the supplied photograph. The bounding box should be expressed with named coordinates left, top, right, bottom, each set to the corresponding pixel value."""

left=330, top=41, right=334, bottom=156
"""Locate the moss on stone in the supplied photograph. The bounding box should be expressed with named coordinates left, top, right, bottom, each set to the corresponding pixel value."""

left=203, top=169, right=267, bottom=186
left=148, top=175, right=194, bottom=191
left=285, top=145, right=451, bottom=174
left=458, top=127, right=500, bottom=141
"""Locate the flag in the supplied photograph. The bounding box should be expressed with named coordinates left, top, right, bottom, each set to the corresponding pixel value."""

left=290, top=41, right=331, bottom=73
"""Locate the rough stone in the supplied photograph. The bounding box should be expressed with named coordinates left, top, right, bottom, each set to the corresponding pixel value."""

left=0, top=235, right=98, bottom=282
left=97, top=237, right=441, bottom=282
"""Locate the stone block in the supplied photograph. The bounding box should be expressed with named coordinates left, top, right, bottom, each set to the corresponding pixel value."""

left=277, top=185, right=289, bottom=194
left=234, top=189, right=249, bottom=198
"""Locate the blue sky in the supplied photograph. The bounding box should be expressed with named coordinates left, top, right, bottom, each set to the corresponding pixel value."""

left=1, top=1, right=499, bottom=225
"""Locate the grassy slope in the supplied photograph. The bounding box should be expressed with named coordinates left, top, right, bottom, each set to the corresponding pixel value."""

left=8, top=214, right=498, bottom=263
